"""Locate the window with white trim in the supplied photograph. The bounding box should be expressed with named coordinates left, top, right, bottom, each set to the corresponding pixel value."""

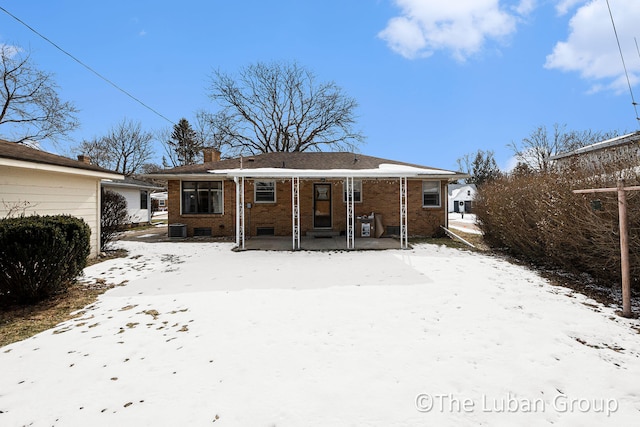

left=254, top=180, right=276, bottom=203
left=422, top=181, right=441, bottom=207
left=343, top=180, right=362, bottom=203
left=181, top=181, right=223, bottom=214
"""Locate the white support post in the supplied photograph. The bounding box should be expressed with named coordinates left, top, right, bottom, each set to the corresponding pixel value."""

left=346, top=176, right=355, bottom=249
left=292, top=176, right=300, bottom=250
left=400, top=177, right=408, bottom=249
left=235, top=177, right=245, bottom=250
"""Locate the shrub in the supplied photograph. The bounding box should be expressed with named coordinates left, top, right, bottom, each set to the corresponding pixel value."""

left=475, top=170, right=640, bottom=291
left=101, top=190, right=128, bottom=250
left=0, top=215, right=90, bottom=305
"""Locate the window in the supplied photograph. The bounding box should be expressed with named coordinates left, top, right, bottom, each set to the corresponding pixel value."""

left=343, top=180, right=362, bottom=203
left=422, top=181, right=441, bottom=207
left=140, top=190, right=148, bottom=210
left=181, top=181, right=223, bottom=214
left=255, top=180, right=276, bottom=203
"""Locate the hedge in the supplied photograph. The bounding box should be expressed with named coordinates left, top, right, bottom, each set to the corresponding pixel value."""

left=0, top=215, right=90, bottom=305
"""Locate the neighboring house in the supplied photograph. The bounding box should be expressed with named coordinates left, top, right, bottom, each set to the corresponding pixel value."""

left=448, top=184, right=477, bottom=213
left=150, top=191, right=168, bottom=212
left=0, top=139, right=123, bottom=257
left=147, top=150, right=467, bottom=250
left=102, top=178, right=164, bottom=224
left=550, top=131, right=640, bottom=173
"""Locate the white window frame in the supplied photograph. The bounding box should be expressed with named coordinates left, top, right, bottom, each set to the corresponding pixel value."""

left=254, top=180, right=276, bottom=203
left=343, top=179, right=362, bottom=203
left=422, top=181, right=441, bottom=208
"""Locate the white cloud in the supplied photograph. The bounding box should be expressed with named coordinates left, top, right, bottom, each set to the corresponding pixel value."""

left=378, top=0, right=530, bottom=61
left=555, top=0, right=587, bottom=16
left=545, top=0, right=640, bottom=93
left=514, top=0, right=537, bottom=16
left=0, top=43, right=21, bottom=58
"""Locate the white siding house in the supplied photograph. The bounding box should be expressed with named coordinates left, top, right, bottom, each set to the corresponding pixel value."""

left=150, top=191, right=167, bottom=212
left=448, top=184, right=477, bottom=213
left=102, top=178, right=164, bottom=224
left=549, top=131, right=640, bottom=173
left=0, top=140, right=123, bottom=257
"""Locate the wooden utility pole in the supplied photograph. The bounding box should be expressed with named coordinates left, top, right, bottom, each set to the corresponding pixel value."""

left=574, top=179, right=638, bottom=318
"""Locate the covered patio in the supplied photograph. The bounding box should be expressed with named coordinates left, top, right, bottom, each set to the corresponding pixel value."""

left=211, top=165, right=459, bottom=251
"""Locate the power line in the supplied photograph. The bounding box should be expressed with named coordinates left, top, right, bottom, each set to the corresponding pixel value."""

left=0, top=5, right=176, bottom=126
left=605, top=0, right=640, bottom=129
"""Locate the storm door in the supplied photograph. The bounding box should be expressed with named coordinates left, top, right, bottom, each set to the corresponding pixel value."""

left=313, top=183, right=332, bottom=228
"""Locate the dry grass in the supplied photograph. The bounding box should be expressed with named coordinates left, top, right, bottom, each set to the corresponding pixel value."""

left=411, top=229, right=488, bottom=251
left=0, top=249, right=127, bottom=348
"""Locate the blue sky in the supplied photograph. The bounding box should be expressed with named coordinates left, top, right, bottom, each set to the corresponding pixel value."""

left=1, top=0, right=639, bottom=171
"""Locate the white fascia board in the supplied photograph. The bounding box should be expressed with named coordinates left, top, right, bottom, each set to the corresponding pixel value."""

left=143, top=173, right=212, bottom=180
left=102, top=181, right=164, bottom=190
left=0, top=158, right=123, bottom=180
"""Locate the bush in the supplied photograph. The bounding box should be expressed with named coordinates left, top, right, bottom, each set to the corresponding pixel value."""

left=101, top=190, right=128, bottom=250
left=0, top=215, right=91, bottom=305
left=475, top=170, right=640, bottom=291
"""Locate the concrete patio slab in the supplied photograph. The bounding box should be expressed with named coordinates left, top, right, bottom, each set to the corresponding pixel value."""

left=120, top=225, right=406, bottom=251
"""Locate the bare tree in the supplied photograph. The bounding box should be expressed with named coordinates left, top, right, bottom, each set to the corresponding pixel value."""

left=508, top=124, right=619, bottom=173
left=204, top=61, right=364, bottom=155
left=0, top=44, right=79, bottom=143
left=76, top=119, right=154, bottom=176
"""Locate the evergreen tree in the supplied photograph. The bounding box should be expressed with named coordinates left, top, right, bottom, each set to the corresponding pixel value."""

left=165, top=118, right=201, bottom=166
left=457, top=149, right=502, bottom=186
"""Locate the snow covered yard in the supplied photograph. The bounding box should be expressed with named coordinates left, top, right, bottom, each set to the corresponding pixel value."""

left=1, top=240, right=639, bottom=426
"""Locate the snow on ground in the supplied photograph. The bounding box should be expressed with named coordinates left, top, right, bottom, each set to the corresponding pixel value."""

left=1, top=240, right=639, bottom=426
left=448, top=212, right=482, bottom=235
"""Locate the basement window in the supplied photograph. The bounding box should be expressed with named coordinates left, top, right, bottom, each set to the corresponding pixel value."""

left=256, top=227, right=275, bottom=236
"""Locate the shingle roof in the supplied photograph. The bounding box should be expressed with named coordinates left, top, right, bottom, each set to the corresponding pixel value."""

left=0, top=139, right=120, bottom=175
left=102, top=177, right=165, bottom=190
left=154, top=151, right=456, bottom=175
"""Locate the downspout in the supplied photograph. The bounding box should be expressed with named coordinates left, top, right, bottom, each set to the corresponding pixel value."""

left=445, top=181, right=449, bottom=229
left=234, top=176, right=245, bottom=249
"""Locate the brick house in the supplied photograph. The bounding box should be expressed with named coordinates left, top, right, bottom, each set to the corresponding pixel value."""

left=147, top=150, right=467, bottom=249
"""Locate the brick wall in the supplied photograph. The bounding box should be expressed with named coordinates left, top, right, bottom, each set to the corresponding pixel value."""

left=167, top=178, right=447, bottom=238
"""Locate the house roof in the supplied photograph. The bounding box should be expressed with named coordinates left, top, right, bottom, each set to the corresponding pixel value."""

left=448, top=184, right=477, bottom=199
left=0, top=139, right=123, bottom=179
left=102, top=177, right=165, bottom=191
left=147, top=151, right=467, bottom=180
left=549, top=131, right=640, bottom=161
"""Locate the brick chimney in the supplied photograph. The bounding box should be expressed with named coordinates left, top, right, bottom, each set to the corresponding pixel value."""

left=77, top=155, right=91, bottom=164
left=203, top=148, right=221, bottom=163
